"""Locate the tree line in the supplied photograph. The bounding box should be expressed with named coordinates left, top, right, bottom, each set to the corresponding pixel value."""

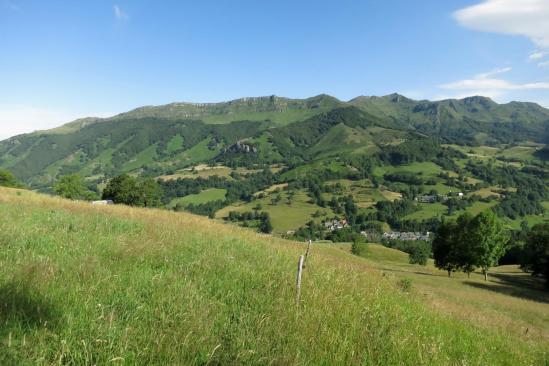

left=433, top=211, right=508, bottom=280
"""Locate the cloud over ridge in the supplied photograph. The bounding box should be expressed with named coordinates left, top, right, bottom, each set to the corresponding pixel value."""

left=454, top=0, right=549, bottom=48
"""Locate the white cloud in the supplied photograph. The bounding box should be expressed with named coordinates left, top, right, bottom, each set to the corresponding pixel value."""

left=0, top=105, right=112, bottom=140
left=529, top=51, right=548, bottom=60
left=454, top=0, right=549, bottom=49
left=475, top=67, right=512, bottom=79
left=538, top=60, right=549, bottom=68
left=113, top=4, right=128, bottom=21
left=439, top=67, right=549, bottom=91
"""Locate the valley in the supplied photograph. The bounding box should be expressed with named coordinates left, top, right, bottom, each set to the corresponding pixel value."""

left=1, top=95, right=548, bottom=365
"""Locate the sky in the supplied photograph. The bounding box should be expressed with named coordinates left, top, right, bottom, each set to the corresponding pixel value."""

left=1, top=0, right=549, bottom=139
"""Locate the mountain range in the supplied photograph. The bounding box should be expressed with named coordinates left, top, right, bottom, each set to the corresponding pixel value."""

left=1, top=93, right=548, bottom=188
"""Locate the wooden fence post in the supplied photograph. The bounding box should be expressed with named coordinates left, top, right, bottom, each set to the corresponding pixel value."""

left=303, top=239, right=312, bottom=268
left=296, top=255, right=304, bottom=305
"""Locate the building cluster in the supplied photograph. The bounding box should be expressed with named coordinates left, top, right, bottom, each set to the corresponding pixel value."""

left=227, top=141, right=258, bottom=154
left=323, top=218, right=348, bottom=231
left=415, top=192, right=463, bottom=203
left=382, top=231, right=431, bottom=241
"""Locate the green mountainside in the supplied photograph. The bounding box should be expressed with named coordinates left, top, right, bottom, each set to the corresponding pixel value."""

left=2, top=93, right=548, bottom=187
left=0, top=93, right=547, bottom=237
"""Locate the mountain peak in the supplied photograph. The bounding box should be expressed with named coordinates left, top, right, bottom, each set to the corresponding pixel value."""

left=460, top=95, right=496, bottom=105
left=382, top=93, right=414, bottom=103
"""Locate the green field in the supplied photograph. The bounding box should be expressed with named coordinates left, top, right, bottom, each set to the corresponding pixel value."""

left=447, top=144, right=544, bottom=164
left=373, top=161, right=443, bottom=178
left=322, top=179, right=401, bottom=208
left=166, top=134, right=184, bottom=153
left=217, top=189, right=334, bottom=233
left=248, top=134, right=284, bottom=161
left=422, top=182, right=456, bottom=194
left=405, top=202, right=448, bottom=220
left=122, top=145, right=158, bottom=172
left=280, top=160, right=352, bottom=181
left=336, top=242, right=549, bottom=345
left=307, top=124, right=376, bottom=158
left=449, top=201, right=499, bottom=218
left=200, top=106, right=334, bottom=126
left=169, top=188, right=227, bottom=208
left=0, top=188, right=546, bottom=364
left=172, top=137, right=220, bottom=168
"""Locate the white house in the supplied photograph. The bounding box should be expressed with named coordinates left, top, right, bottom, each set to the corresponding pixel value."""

left=91, top=200, right=114, bottom=205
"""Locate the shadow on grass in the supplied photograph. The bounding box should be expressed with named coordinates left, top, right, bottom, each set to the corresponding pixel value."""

left=0, top=280, right=59, bottom=336
left=464, top=274, right=549, bottom=304
left=0, top=281, right=59, bottom=363
left=380, top=267, right=442, bottom=278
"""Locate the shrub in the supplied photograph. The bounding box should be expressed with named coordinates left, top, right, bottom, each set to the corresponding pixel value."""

left=408, top=245, right=430, bottom=265
left=351, top=238, right=368, bottom=257
left=520, top=223, right=549, bottom=288
left=54, top=174, right=97, bottom=200
left=398, top=278, right=413, bottom=292
left=0, top=169, right=21, bottom=188
left=102, top=174, right=163, bottom=207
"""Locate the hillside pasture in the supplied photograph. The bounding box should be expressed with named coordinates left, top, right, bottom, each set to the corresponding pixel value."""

left=168, top=188, right=227, bottom=208
left=373, top=161, right=443, bottom=178
left=122, top=145, right=158, bottom=172
left=337, top=243, right=549, bottom=344
left=0, top=188, right=547, bottom=364
left=404, top=202, right=448, bottom=220
left=216, top=189, right=333, bottom=233
left=322, top=179, right=402, bottom=208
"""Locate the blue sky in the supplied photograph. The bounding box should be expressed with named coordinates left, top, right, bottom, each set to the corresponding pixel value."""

left=1, top=0, right=549, bottom=139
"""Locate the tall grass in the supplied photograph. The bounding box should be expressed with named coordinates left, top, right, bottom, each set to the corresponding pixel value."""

left=0, top=187, right=546, bottom=365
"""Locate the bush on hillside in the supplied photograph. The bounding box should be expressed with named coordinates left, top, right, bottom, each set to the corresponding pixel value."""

left=0, top=169, right=22, bottom=188
left=54, top=174, right=98, bottom=200
left=408, top=245, right=430, bottom=266
left=102, top=174, right=163, bottom=207
left=351, top=237, right=368, bottom=257
left=520, top=223, right=549, bottom=288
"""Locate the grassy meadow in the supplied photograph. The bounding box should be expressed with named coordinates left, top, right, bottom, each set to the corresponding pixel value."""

left=0, top=187, right=547, bottom=365
left=335, top=243, right=549, bottom=343
left=216, top=189, right=334, bottom=233
left=168, top=188, right=227, bottom=208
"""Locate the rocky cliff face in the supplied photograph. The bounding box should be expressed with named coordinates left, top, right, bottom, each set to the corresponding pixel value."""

left=226, top=141, right=258, bottom=154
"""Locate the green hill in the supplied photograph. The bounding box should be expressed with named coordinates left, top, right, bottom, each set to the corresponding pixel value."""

left=0, top=93, right=547, bottom=236
left=0, top=187, right=546, bottom=364
left=350, top=94, right=549, bottom=144
left=1, top=93, right=548, bottom=188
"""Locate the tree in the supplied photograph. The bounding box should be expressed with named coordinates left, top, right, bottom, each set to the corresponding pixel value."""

left=432, top=220, right=460, bottom=276
left=259, top=213, right=273, bottom=233
left=468, top=210, right=509, bottom=281
left=351, top=236, right=368, bottom=256
left=0, top=169, right=21, bottom=188
left=54, top=174, right=97, bottom=200
left=287, top=190, right=295, bottom=205
left=408, top=244, right=430, bottom=266
left=137, top=178, right=163, bottom=207
left=520, top=223, right=549, bottom=288
left=433, top=212, right=508, bottom=280
left=454, top=213, right=476, bottom=278
left=102, top=174, right=140, bottom=205
left=102, top=175, right=162, bottom=207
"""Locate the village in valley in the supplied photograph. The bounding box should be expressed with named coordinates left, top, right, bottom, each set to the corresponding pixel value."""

left=323, top=217, right=431, bottom=242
